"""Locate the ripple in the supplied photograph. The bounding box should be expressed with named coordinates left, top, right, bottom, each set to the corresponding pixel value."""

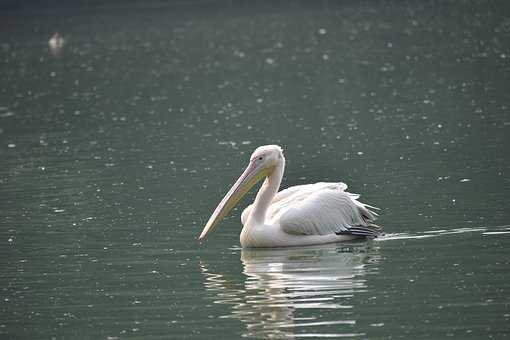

left=293, top=333, right=366, bottom=338
left=376, top=225, right=510, bottom=241
left=200, top=243, right=381, bottom=338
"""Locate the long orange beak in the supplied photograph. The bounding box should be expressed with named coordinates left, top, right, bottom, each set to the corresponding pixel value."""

left=198, top=160, right=271, bottom=241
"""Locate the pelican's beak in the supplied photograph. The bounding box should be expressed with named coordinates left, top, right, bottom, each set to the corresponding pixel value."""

left=198, top=160, right=272, bottom=241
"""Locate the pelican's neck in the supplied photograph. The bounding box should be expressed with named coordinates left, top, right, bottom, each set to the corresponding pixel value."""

left=249, top=157, right=285, bottom=225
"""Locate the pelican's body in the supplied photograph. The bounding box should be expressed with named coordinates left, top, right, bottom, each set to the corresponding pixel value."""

left=199, top=145, right=381, bottom=248
left=48, top=32, right=65, bottom=56
left=48, top=32, right=65, bottom=49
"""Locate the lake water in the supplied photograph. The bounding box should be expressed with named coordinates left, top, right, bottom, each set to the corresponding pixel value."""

left=1, top=1, right=509, bottom=339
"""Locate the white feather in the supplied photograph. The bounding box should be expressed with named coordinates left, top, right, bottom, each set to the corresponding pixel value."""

left=242, top=182, right=377, bottom=237
left=201, top=144, right=382, bottom=248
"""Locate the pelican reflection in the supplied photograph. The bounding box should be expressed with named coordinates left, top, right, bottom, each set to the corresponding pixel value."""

left=200, top=243, right=381, bottom=339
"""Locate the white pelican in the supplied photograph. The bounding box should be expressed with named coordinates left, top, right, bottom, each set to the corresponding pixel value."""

left=48, top=32, right=65, bottom=56
left=198, top=145, right=381, bottom=247
left=48, top=32, right=65, bottom=49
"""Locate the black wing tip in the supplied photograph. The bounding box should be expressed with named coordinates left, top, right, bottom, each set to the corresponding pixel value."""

left=336, top=225, right=382, bottom=238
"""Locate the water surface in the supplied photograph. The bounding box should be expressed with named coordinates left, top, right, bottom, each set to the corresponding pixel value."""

left=1, top=1, right=509, bottom=338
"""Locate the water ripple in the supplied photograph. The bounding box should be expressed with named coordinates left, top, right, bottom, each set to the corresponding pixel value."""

left=200, top=244, right=381, bottom=339
left=377, top=225, right=510, bottom=241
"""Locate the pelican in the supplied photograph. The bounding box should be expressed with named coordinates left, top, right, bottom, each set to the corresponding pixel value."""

left=198, top=145, right=381, bottom=247
left=48, top=32, right=65, bottom=57
left=48, top=32, right=65, bottom=49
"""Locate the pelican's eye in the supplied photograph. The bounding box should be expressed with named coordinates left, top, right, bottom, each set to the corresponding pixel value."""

left=258, top=156, right=263, bottom=161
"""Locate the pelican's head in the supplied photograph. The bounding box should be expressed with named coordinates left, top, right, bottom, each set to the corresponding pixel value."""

left=198, top=145, right=284, bottom=241
left=250, top=144, right=284, bottom=166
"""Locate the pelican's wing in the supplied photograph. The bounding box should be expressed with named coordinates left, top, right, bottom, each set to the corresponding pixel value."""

left=241, top=182, right=338, bottom=225
left=274, top=182, right=381, bottom=237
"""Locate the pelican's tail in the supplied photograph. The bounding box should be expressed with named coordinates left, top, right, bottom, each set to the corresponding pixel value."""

left=336, top=203, right=382, bottom=238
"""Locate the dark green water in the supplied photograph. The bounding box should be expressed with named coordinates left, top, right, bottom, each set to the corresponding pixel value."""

left=1, top=1, right=509, bottom=339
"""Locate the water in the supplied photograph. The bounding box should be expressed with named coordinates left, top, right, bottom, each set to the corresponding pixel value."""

left=1, top=0, right=509, bottom=338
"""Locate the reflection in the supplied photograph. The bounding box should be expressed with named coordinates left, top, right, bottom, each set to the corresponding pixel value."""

left=200, top=243, right=381, bottom=338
